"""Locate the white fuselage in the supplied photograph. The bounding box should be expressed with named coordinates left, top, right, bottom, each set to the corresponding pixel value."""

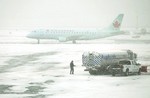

left=27, top=29, right=121, bottom=42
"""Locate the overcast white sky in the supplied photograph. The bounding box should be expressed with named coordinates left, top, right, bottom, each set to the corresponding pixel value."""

left=0, top=0, right=150, bottom=29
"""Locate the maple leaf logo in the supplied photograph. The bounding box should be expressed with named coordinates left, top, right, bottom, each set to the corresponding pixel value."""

left=113, top=20, right=120, bottom=28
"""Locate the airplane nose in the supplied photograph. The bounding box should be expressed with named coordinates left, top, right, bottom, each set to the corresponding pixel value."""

left=26, top=33, right=30, bottom=38
left=26, top=32, right=32, bottom=38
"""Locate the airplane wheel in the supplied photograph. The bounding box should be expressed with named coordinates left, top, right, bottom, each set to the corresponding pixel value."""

left=72, top=40, right=76, bottom=44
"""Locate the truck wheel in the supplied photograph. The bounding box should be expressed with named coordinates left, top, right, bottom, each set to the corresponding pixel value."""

left=138, top=69, right=141, bottom=75
left=89, top=70, right=96, bottom=75
left=124, top=69, right=129, bottom=76
left=112, top=71, right=115, bottom=76
left=112, top=72, right=116, bottom=76
left=89, top=70, right=93, bottom=75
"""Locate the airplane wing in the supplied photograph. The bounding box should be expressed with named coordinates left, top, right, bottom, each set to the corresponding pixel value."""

left=58, top=35, right=83, bottom=42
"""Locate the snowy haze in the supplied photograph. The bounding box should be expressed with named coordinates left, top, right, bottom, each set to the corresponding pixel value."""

left=0, top=0, right=150, bottom=29
left=0, top=44, right=150, bottom=98
left=0, top=0, right=150, bottom=98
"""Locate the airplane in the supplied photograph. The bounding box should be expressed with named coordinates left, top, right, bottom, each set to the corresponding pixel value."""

left=26, top=14, right=124, bottom=44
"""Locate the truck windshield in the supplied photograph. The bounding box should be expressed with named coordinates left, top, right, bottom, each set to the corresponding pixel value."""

left=119, top=60, right=131, bottom=65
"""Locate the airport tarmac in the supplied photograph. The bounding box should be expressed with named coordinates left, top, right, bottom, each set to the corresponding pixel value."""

left=110, top=34, right=150, bottom=44
left=0, top=43, right=150, bottom=98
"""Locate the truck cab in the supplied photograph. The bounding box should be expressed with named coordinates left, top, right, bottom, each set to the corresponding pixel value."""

left=112, top=59, right=141, bottom=76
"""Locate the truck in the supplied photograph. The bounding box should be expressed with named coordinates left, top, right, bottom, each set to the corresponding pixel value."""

left=111, top=59, right=141, bottom=76
left=82, top=50, right=138, bottom=75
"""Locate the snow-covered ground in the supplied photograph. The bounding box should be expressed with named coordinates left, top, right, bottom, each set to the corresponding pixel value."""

left=0, top=36, right=150, bottom=98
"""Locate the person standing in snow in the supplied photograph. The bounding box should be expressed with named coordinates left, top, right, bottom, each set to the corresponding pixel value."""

left=70, top=60, right=75, bottom=74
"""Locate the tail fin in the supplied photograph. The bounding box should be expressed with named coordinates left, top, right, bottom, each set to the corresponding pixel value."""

left=105, top=14, right=124, bottom=31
